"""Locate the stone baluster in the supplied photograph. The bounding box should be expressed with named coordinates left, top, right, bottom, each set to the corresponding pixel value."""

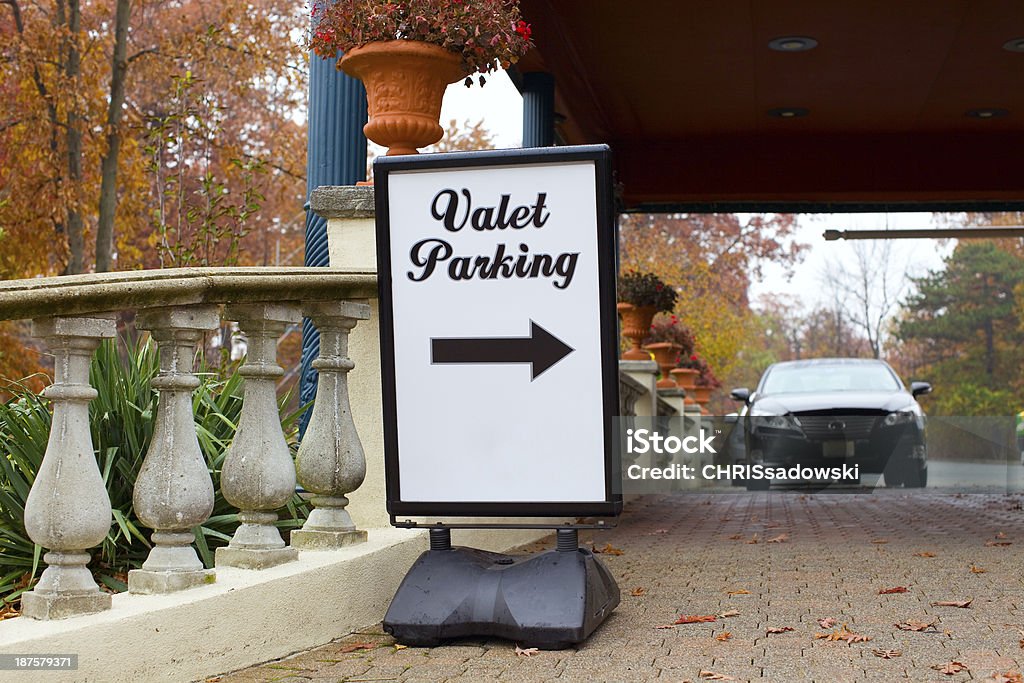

left=216, top=304, right=301, bottom=569
left=21, top=316, right=116, bottom=620
left=291, top=301, right=370, bottom=549
left=128, top=306, right=220, bottom=593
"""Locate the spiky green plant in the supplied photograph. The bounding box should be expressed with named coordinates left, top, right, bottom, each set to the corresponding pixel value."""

left=0, top=336, right=310, bottom=602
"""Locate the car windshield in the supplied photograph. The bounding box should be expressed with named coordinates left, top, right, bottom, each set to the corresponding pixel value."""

left=760, top=363, right=902, bottom=394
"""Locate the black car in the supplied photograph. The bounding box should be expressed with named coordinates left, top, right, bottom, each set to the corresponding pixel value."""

left=729, top=358, right=931, bottom=490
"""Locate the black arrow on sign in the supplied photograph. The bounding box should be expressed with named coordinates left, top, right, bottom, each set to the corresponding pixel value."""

left=430, top=321, right=574, bottom=381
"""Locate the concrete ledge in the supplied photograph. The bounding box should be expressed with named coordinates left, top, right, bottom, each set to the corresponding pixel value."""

left=0, top=526, right=555, bottom=682
left=0, top=528, right=423, bottom=683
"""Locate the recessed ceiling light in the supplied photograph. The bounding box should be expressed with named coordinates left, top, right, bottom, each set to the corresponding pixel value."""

left=966, top=108, right=1009, bottom=119
left=768, top=107, right=809, bottom=118
left=1003, top=38, right=1024, bottom=52
left=768, top=36, right=818, bottom=52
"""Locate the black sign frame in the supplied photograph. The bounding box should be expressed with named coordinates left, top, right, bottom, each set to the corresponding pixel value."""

left=374, top=145, right=622, bottom=521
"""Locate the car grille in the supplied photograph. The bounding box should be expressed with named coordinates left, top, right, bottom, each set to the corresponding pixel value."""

left=794, top=414, right=880, bottom=440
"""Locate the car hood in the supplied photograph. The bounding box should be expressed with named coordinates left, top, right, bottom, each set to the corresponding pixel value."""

left=752, top=390, right=916, bottom=414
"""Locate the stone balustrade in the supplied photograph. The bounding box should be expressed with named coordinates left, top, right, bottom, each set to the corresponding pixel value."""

left=0, top=268, right=376, bottom=619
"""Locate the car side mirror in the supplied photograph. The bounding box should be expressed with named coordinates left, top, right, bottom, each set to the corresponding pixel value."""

left=910, top=381, right=932, bottom=397
left=729, top=388, right=750, bottom=403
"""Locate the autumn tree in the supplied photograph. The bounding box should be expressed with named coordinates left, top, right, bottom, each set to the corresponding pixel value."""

left=0, top=0, right=309, bottom=384
left=0, top=0, right=308, bottom=277
left=618, top=213, right=804, bottom=381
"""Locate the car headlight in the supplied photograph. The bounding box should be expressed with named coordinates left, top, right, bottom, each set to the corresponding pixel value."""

left=883, top=411, right=915, bottom=426
left=750, top=411, right=801, bottom=432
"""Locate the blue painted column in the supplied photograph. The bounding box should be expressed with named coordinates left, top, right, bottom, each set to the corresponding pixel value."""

left=300, top=52, right=368, bottom=434
left=521, top=71, right=555, bottom=147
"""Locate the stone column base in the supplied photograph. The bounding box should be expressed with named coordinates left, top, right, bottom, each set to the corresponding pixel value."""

left=20, top=590, right=111, bottom=620
left=128, top=568, right=216, bottom=594
left=215, top=546, right=298, bottom=570
left=291, top=529, right=367, bottom=550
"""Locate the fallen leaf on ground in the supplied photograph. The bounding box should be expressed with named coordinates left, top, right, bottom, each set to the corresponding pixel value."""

left=871, top=538, right=889, bottom=544
left=879, top=586, right=909, bottom=594
left=514, top=644, right=540, bottom=657
left=726, top=588, right=751, bottom=596
left=699, top=671, right=736, bottom=681
left=872, top=649, right=903, bottom=659
left=393, top=644, right=407, bottom=651
left=674, top=614, right=717, bottom=624
left=971, top=564, right=988, bottom=573
left=986, top=540, right=1013, bottom=547
left=915, top=551, right=937, bottom=557
left=630, top=587, right=647, bottom=596
left=931, top=661, right=968, bottom=675
left=204, top=678, right=222, bottom=683
left=766, top=626, right=795, bottom=635
left=767, top=533, right=789, bottom=543
left=895, top=619, right=938, bottom=632
left=715, top=631, right=732, bottom=642
left=817, top=617, right=837, bottom=629
left=592, top=543, right=624, bottom=555
left=931, top=599, right=973, bottom=608
left=746, top=534, right=759, bottom=544
left=718, top=610, right=740, bottom=618
left=338, top=642, right=377, bottom=653
left=654, top=624, right=677, bottom=629
left=727, top=534, right=743, bottom=540
left=0, top=604, right=19, bottom=621
left=815, top=624, right=872, bottom=643
left=985, top=671, right=1024, bottom=683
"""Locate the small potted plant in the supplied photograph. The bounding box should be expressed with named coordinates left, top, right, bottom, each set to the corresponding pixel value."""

left=693, top=361, right=720, bottom=410
left=309, top=0, right=533, bottom=155
left=642, top=315, right=695, bottom=388
left=617, top=271, right=678, bottom=360
left=670, top=353, right=703, bottom=393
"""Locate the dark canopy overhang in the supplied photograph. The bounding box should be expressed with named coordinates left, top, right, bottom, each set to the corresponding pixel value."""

left=516, top=0, right=1024, bottom=212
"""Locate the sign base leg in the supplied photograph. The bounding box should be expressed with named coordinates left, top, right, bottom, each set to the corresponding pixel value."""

left=383, top=531, right=619, bottom=649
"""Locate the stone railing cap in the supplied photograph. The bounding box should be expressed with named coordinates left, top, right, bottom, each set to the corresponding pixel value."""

left=618, top=370, right=648, bottom=394
left=310, top=186, right=375, bottom=219
left=0, top=267, right=377, bottom=321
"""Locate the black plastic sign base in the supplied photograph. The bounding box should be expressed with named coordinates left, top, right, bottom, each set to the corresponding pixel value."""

left=382, top=542, right=620, bottom=649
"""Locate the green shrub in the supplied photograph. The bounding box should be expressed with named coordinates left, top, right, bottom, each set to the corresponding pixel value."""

left=0, top=336, right=309, bottom=604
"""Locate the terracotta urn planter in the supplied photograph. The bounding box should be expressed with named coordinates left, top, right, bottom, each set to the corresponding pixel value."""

left=617, top=303, right=658, bottom=361
left=692, top=386, right=712, bottom=405
left=339, top=41, right=467, bottom=156
left=643, top=342, right=682, bottom=389
left=670, top=368, right=699, bottom=391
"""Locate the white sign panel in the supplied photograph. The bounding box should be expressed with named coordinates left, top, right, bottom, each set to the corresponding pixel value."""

left=375, top=146, right=620, bottom=518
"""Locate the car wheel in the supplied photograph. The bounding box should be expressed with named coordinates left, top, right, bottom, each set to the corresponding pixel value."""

left=902, top=460, right=927, bottom=488
left=884, top=468, right=904, bottom=487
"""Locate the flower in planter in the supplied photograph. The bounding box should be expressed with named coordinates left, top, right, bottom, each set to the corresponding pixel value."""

left=643, top=314, right=695, bottom=357
left=617, top=270, right=678, bottom=313
left=309, top=0, right=534, bottom=87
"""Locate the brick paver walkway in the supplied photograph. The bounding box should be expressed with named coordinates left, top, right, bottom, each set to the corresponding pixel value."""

left=211, top=491, right=1024, bottom=682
